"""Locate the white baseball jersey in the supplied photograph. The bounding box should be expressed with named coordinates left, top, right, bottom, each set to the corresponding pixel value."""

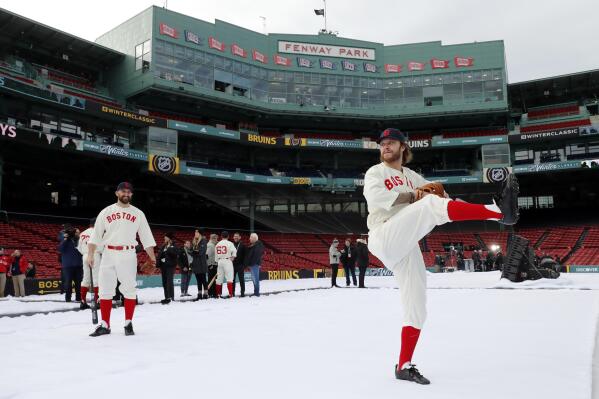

left=215, top=239, right=237, bottom=261
left=89, top=203, right=156, bottom=249
left=363, top=162, right=430, bottom=231
left=78, top=227, right=103, bottom=255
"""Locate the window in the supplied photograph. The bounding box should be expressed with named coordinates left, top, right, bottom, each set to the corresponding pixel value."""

left=537, top=196, right=554, bottom=209
left=518, top=197, right=533, bottom=209
left=135, top=39, right=152, bottom=71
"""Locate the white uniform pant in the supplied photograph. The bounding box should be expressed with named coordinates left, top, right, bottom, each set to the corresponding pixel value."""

left=368, top=195, right=451, bottom=329
left=216, top=259, right=234, bottom=284
left=81, top=252, right=101, bottom=288
left=98, top=249, right=137, bottom=300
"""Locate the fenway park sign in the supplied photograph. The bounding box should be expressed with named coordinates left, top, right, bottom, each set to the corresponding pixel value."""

left=278, top=41, right=375, bottom=60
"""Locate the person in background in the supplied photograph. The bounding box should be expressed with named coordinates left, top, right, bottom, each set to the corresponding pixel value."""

left=494, top=251, right=504, bottom=271
left=340, top=238, right=357, bottom=287
left=157, top=232, right=178, bottom=304
left=485, top=251, right=495, bottom=272
left=244, top=233, right=264, bottom=297
left=329, top=239, right=341, bottom=287
left=9, top=250, right=28, bottom=297
left=26, top=262, right=36, bottom=279
left=472, top=249, right=481, bottom=272
left=0, top=246, right=9, bottom=297
left=355, top=237, right=370, bottom=288
left=232, top=232, right=246, bottom=297
left=191, top=228, right=209, bottom=300
left=58, top=227, right=83, bottom=302
left=206, top=234, right=219, bottom=298
left=179, top=240, right=193, bottom=297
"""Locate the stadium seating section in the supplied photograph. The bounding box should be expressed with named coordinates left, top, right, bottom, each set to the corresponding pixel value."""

left=2, top=218, right=599, bottom=279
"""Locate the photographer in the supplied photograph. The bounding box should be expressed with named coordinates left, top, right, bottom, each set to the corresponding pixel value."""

left=179, top=240, right=193, bottom=297
left=329, top=239, right=341, bottom=287
left=157, top=232, right=178, bottom=304
left=58, top=226, right=83, bottom=302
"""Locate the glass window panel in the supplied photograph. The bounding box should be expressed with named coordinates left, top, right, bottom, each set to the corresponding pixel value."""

left=233, top=61, right=242, bottom=74
left=213, top=55, right=224, bottom=69
left=184, top=47, right=194, bottom=60
left=135, top=44, right=143, bottom=58
left=154, top=40, right=164, bottom=54
left=163, top=42, right=174, bottom=57
left=174, top=44, right=185, bottom=59
left=294, top=72, right=304, bottom=83
left=242, top=63, right=251, bottom=76
left=143, top=40, right=152, bottom=55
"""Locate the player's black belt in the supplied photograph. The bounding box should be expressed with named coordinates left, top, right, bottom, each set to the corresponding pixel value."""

left=106, top=245, right=135, bottom=251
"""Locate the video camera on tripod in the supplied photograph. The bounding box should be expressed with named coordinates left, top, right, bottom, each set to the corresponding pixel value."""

left=501, top=234, right=560, bottom=282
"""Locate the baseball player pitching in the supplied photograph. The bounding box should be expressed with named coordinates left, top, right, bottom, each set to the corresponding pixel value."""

left=87, top=182, right=157, bottom=337
left=77, top=218, right=101, bottom=310
left=364, top=128, right=518, bottom=384
left=215, top=231, right=237, bottom=298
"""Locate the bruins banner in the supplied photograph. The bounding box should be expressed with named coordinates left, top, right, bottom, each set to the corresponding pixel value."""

left=149, top=154, right=180, bottom=175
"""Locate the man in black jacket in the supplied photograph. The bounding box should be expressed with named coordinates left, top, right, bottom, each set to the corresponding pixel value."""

left=58, top=226, right=83, bottom=302
left=157, top=232, right=178, bottom=304
left=355, top=238, right=370, bottom=288
left=340, top=238, right=357, bottom=287
left=191, top=228, right=209, bottom=300
left=231, top=232, right=246, bottom=297
left=244, top=233, right=264, bottom=297
left=179, top=240, right=193, bottom=297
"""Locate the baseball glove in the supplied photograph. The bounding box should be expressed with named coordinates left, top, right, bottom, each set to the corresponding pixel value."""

left=417, top=182, right=445, bottom=198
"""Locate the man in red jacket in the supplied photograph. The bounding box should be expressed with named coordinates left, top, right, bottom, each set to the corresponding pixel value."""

left=0, top=246, right=11, bottom=297
left=9, top=250, right=28, bottom=297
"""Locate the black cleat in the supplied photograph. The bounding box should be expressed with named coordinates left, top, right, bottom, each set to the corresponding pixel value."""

left=395, top=364, right=430, bottom=385
left=124, top=322, right=135, bottom=336
left=497, top=173, right=520, bottom=225
left=89, top=323, right=111, bottom=337
left=160, top=298, right=171, bottom=305
left=80, top=302, right=90, bottom=310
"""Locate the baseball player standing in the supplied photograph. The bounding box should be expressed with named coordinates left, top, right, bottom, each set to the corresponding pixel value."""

left=363, top=128, right=518, bottom=384
left=77, top=218, right=101, bottom=310
left=214, top=231, right=236, bottom=298
left=87, top=182, right=157, bottom=337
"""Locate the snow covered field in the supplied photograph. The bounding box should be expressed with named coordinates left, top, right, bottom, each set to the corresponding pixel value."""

left=2, top=272, right=599, bottom=399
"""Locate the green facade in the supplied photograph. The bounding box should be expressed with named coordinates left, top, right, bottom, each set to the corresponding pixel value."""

left=96, top=6, right=507, bottom=117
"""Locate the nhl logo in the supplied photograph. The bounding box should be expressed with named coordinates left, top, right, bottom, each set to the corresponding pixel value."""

left=152, top=155, right=177, bottom=174
left=486, top=167, right=509, bottom=183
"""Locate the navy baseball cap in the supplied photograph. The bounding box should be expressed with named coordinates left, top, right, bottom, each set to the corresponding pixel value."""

left=377, top=128, right=408, bottom=143
left=116, top=182, right=133, bottom=192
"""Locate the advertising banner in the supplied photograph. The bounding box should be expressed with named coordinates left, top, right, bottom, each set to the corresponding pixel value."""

left=167, top=120, right=240, bottom=140
left=508, top=127, right=579, bottom=143
left=82, top=142, right=147, bottom=161
left=432, top=135, right=507, bottom=147
left=86, top=102, right=165, bottom=126
left=512, top=160, right=581, bottom=174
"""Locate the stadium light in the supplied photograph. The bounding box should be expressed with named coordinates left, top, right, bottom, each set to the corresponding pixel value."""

left=490, top=244, right=500, bottom=252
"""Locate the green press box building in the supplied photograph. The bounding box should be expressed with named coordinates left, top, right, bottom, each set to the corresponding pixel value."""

left=96, top=6, right=508, bottom=118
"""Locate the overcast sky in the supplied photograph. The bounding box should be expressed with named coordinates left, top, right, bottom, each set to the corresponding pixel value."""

left=2, top=0, right=598, bottom=82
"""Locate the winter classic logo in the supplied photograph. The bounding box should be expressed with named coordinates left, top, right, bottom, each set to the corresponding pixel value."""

left=150, top=155, right=179, bottom=175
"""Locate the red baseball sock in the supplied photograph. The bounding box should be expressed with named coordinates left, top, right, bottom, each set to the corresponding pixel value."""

left=398, top=326, right=421, bottom=370
left=93, top=287, right=99, bottom=302
left=100, top=299, right=112, bottom=327
left=227, top=282, right=233, bottom=297
left=216, top=284, right=222, bottom=297
left=124, top=298, right=136, bottom=321
left=447, top=200, right=502, bottom=222
left=80, top=287, right=89, bottom=303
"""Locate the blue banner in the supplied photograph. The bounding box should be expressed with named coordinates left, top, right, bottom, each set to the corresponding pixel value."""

left=432, top=135, right=507, bottom=147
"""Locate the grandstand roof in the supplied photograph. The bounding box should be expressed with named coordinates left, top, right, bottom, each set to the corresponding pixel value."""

left=0, top=7, right=124, bottom=69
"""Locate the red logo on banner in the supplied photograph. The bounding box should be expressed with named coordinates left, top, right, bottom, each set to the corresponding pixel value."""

left=252, top=50, right=268, bottom=64
left=209, top=37, right=226, bottom=52
left=454, top=56, right=474, bottom=67
left=384, top=64, right=402, bottom=73
left=159, top=23, right=179, bottom=39
left=408, top=62, right=425, bottom=71
left=430, top=59, right=449, bottom=69
left=231, top=44, right=247, bottom=58
left=273, top=54, right=291, bottom=66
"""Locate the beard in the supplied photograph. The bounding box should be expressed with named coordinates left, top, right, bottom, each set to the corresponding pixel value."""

left=380, top=149, right=402, bottom=164
left=118, top=195, right=131, bottom=204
